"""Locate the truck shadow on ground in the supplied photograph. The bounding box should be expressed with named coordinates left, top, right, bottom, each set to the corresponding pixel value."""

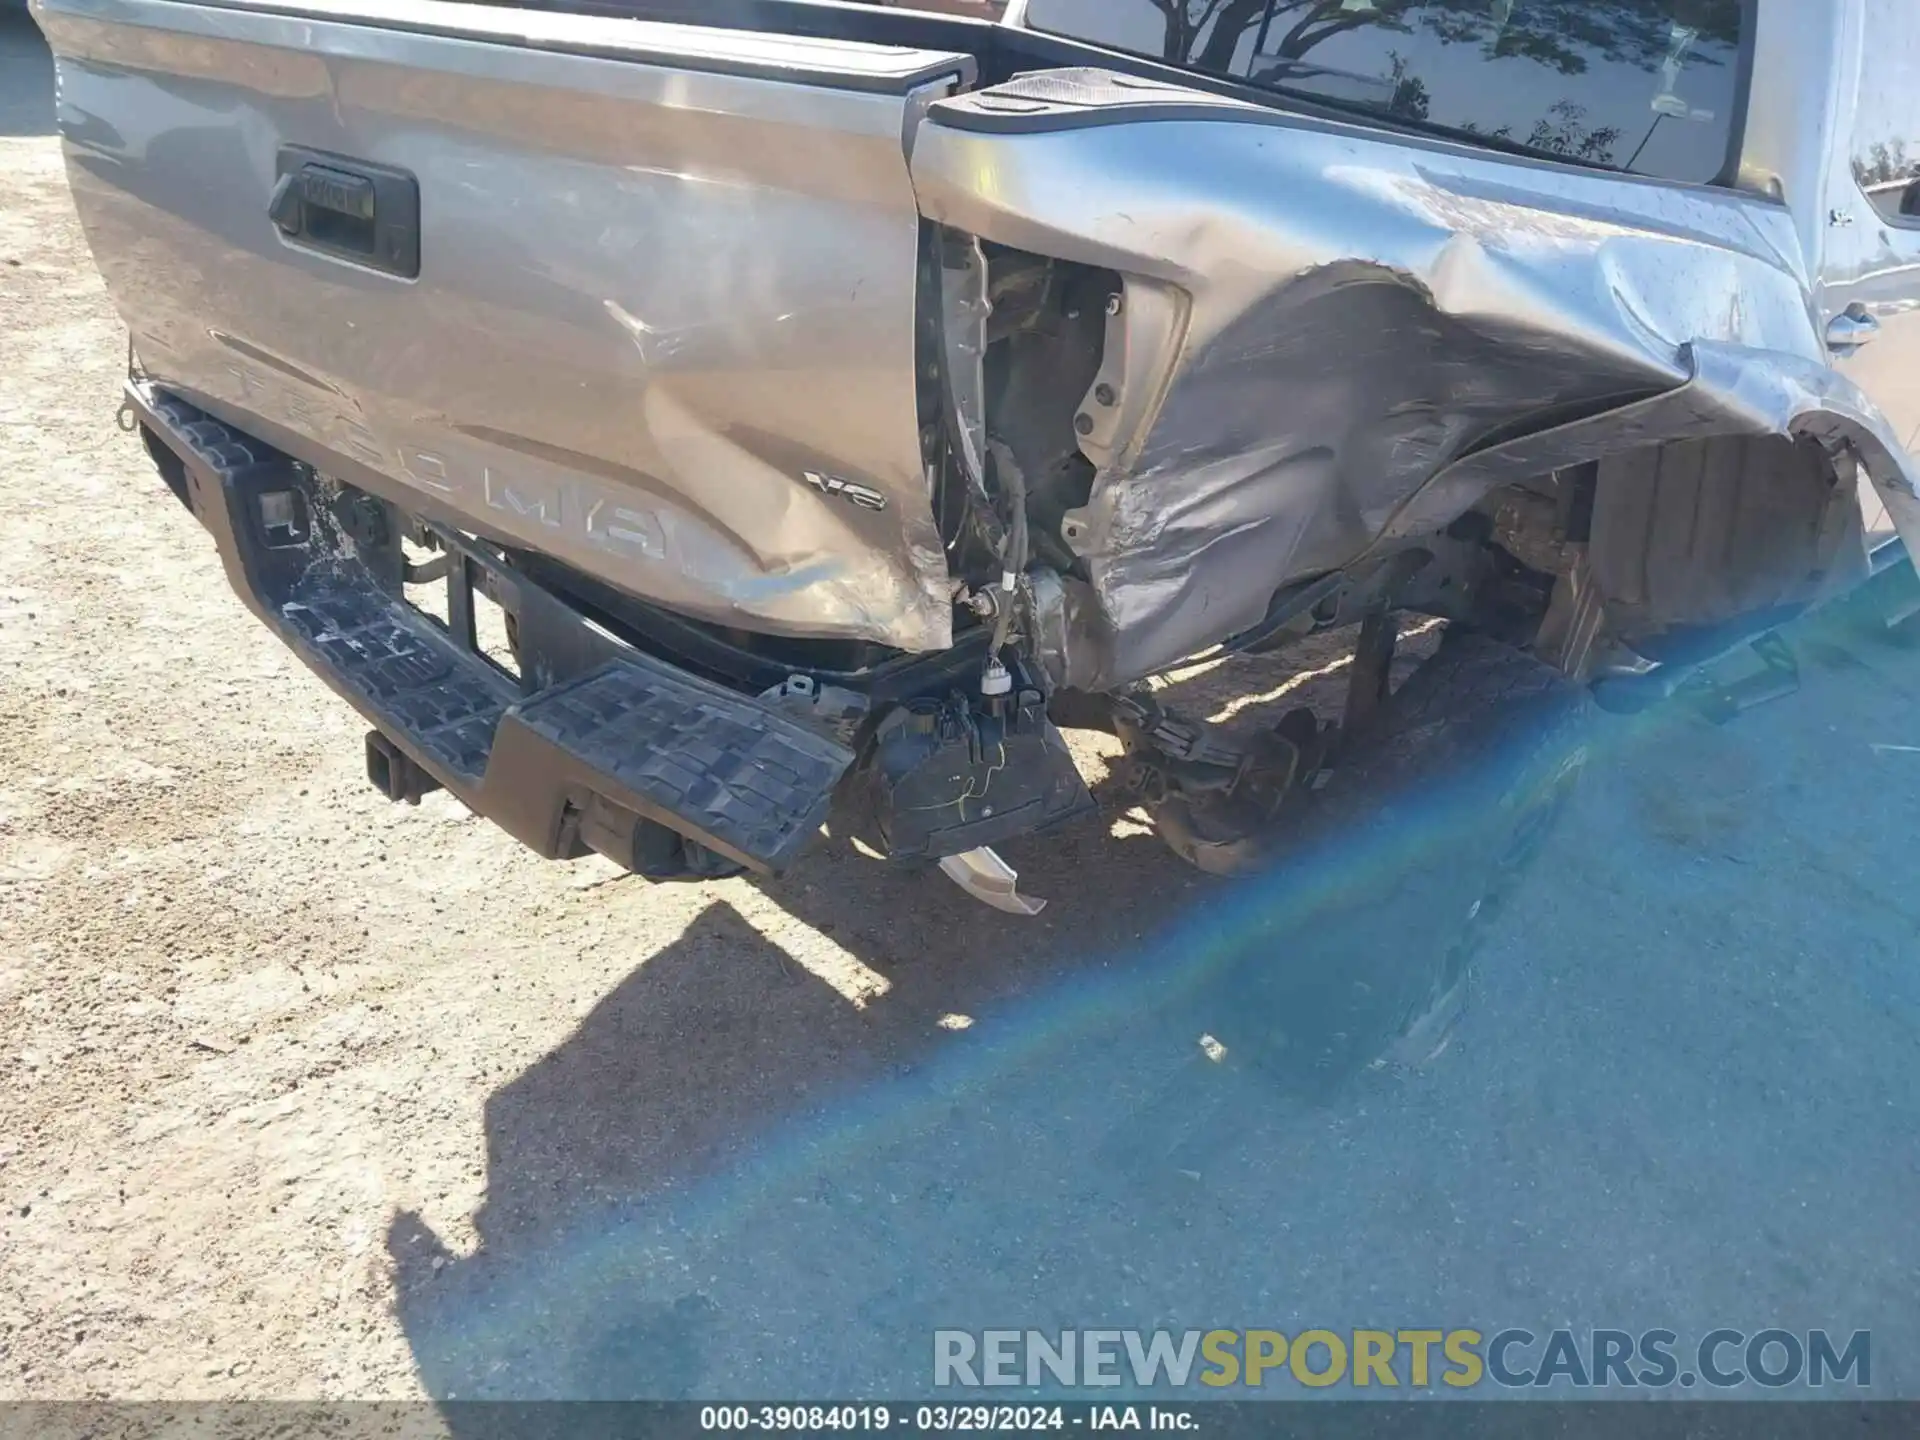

left=386, top=601, right=1920, bottom=1402
left=384, top=641, right=1473, bottom=1398
left=385, top=795, right=1224, bottom=1397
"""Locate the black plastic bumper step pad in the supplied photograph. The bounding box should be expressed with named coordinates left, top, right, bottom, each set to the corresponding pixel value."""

left=492, top=659, right=855, bottom=876
left=130, top=382, right=852, bottom=876
left=279, top=578, right=512, bottom=787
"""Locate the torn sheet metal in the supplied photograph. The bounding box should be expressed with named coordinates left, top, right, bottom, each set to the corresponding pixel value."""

left=912, top=69, right=1920, bottom=691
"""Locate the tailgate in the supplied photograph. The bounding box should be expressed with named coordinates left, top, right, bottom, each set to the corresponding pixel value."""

left=33, top=0, right=970, bottom=649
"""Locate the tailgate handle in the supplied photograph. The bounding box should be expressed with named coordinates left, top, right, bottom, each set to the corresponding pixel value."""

left=270, top=147, right=420, bottom=279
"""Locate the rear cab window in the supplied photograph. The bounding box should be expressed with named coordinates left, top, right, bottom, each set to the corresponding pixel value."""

left=1852, top=0, right=1920, bottom=222
left=1020, top=0, right=1750, bottom=184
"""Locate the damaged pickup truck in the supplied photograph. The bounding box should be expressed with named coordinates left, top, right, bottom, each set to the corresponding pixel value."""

left=28, top=0, right=1920, bottom=1019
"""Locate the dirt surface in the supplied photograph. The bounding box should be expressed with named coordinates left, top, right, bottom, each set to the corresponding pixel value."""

left=4, top=13, right=1920, bottom=1404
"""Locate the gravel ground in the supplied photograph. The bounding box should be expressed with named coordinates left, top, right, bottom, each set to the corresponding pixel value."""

left=4, top=12, right=1920, bottom=1405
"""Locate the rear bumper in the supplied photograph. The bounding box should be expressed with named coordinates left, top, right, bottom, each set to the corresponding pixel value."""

left=130, top=381, right=857, bottom=876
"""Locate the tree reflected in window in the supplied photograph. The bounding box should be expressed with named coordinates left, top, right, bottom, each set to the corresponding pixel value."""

left=1023, top=0, right=1746, bottom=183
left=1853, top=0, right=1920, bottom=220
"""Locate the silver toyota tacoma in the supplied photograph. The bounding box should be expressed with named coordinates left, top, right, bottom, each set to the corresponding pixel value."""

left=26, top=0, right=1920, bottom=1060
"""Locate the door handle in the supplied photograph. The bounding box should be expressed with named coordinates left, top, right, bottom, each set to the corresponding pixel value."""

left=1827, top=307, right=1882, bottom=353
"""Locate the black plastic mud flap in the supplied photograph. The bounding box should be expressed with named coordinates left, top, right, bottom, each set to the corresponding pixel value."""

left=863, top=679, right=1093, bottom=861
left=128, top=383, right=853, bottom=876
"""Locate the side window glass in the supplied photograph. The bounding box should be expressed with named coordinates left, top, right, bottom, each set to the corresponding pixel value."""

left=1854, top=0, right=1920, bottom=221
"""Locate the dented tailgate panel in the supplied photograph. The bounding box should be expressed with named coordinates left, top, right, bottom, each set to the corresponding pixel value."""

left=36, top=0, right=968, bottom=649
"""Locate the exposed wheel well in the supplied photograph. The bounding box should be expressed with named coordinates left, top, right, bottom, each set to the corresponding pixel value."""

left=1473, top=434, right=1866, bottom=673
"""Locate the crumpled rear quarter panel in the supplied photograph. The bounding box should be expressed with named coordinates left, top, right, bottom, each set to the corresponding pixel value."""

left=912, top=70, right=1896, bottom=690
